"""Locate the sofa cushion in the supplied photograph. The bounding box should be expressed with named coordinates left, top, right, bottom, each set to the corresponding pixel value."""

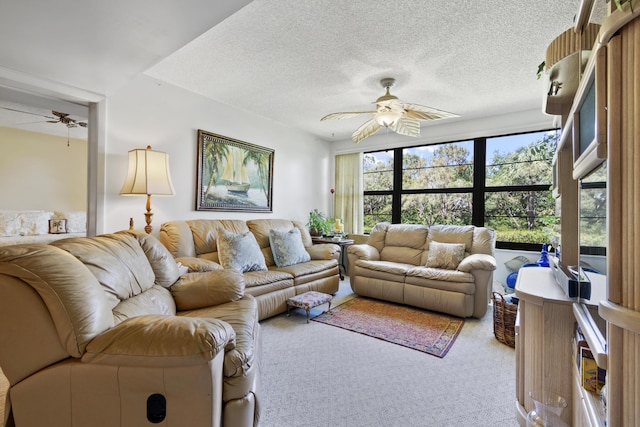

left=0, top=243, right=115, bottom=357
left=118, top=230, right=181, bottom=288
left=367, top=222, right=389, bottom=253
left=52, top=234, right=157, bottom=303
left=171, top=270, right=245, bottom=310
left=426, top=241, right=466, bottom=269
left=427, top=224, right=474, bottom=251
left=380, top=245, right=424, bottom=265
left=270, top=258, right=338, bottom=278
left=355, top=259, right=414, bottom=276
left=188, top=219, right=249, bottom=256
left=406, top=266, right=475, bottom=284
left=269, top=228, right=311, bottom=267
left=217, top=229, right=267, bottom=272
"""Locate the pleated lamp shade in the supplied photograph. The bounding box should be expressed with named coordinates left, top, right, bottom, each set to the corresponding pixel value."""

left=120, top=146, right=175, bottom=196
left=120, top=146, right=174, bottom=233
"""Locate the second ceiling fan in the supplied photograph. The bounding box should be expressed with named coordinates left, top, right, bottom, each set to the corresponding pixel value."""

left=0, top=106, right=87, bottom=128
left=321, top=78, right=458, bottom=143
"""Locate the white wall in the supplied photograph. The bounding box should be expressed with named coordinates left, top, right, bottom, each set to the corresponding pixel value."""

left=0, top=127, right=87, bottom=211
left=103, top=75, right=334, bottom=235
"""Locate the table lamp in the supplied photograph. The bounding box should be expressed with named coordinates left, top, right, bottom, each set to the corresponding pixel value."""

left=120, top=145, right=175, bottom=234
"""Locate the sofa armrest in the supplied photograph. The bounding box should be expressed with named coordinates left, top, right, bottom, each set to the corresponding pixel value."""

left=82, top=314, right=236, bottom=367
left=346, top=244, right=380, bottom=261
left=171, top=270, right=245, bottom=310
left=306, top=243, right=340, bottom=260
left=176, top=256, right=223, bottom=272
left=457, top=254, right=496, bottom=272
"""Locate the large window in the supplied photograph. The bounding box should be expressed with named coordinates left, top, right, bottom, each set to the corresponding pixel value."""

left=363, top=130, right=561, bottom=251
left=485, top=131, right=558, bottom=249
left=580, top=163, right=607, bottom=255
left=363, top=151, right=394, bottom=230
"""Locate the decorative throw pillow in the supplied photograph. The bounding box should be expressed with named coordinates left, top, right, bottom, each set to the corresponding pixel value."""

left=18, top=211, right=51, bottom=236
left=269, top=228, right=311, bottom=267
left=217, top=229, right=267, bottom=272
left=48, top=218, right=67, bottom=234
left=54, top=210, right=87, bottom=233
left=504, top=255, right=531, bottom=272
left=426, top=241, right=466, bottom=270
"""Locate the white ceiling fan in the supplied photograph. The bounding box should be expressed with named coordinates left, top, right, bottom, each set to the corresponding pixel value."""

left=321, top=78, right=458, bottom=143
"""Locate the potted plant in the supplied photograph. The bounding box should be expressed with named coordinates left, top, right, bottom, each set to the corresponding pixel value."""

left=307, top=209, right=330, bottom=236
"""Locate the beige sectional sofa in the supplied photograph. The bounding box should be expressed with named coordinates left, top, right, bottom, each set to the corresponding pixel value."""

left=160, top=218, right=341, bottom=321
left=347, top=223, right=497, bottom=318
left=0, top=231, right=261, bottom=427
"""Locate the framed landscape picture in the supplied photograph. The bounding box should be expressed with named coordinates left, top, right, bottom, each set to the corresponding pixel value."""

left=196, top=130, right=274, bottom=212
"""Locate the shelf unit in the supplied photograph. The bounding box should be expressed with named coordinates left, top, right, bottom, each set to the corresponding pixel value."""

left=514, top=267, right=606, bottom=426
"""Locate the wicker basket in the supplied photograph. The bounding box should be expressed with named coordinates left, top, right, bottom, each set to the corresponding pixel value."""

left=492, top=292, right=517, bottom=348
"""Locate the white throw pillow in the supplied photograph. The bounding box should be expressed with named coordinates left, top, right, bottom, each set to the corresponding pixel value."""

left=18, top=211, right=52, bottom=236
left=426, top=241, right=466, bottom=270
left=217, top=229, right=267, bottom=272
left=0, top=211, right=21, bottom=236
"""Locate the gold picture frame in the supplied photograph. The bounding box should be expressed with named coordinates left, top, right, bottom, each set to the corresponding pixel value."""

left=196, top=130, right=274, bottom=212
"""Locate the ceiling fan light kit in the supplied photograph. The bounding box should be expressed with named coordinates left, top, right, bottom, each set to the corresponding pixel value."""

left=321, top=77, right=458, bottom=143
left=375, top=110, right=401, bottom=127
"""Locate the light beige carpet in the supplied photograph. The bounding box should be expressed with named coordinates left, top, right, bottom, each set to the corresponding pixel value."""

left=259, top=279, right=517, bottom=426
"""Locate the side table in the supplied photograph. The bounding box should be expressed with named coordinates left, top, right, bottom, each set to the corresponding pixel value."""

left=311, top=237, right=354, bottom=280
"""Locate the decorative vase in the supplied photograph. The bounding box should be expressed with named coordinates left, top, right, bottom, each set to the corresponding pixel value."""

left=536, top=243, right=550, bottom=267
left=309, top=228, right=322, bottom=237
left=526, top=391, right=568, bottom=427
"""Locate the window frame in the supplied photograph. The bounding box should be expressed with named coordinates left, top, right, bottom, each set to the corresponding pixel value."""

left=363, top=129, right=569, bottom=252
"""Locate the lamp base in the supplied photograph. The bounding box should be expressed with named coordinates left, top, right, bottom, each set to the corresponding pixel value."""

left=144, top=194, right=153, bottom=234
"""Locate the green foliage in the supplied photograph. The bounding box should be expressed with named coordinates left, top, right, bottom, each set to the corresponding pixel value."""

left=307, top=209, right=333, bottom=235
left=536, top=61, right=546, bottom=80
left=494, top=228, right=555, bottom=245
left=610, top=0, right=634, bottom=12
left=363, top=132, right=559, bottom=244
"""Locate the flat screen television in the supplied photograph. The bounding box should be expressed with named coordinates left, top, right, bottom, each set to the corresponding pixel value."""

left=572, top=46, right=607, bottom=180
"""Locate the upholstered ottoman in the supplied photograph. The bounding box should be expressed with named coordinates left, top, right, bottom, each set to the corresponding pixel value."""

left=286, top=291, right=332, bottom=323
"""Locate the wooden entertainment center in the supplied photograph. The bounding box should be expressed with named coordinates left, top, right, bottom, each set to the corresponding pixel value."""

left=515, top=1, right=640, bottom=425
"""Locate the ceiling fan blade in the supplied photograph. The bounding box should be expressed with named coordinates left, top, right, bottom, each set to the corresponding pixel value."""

left=321, top=111, right=376, bottom=121
left=52, top=111, right=70, bottom=118
left=351, top=118, right=381, bottom=143
left=403, top=103, right=459, bottom=120
left=47, top=120, right=59, bottom=123
left=391, top=118, right=421, bottom=137
left=12, top=120, right=50, bottom=126
left=78, top=122, right=88, bottom=127
left=0, top=106, right=57, bottom=120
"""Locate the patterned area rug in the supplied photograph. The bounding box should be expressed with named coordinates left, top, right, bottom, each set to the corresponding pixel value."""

left=312, top=297, right=464, bottom=358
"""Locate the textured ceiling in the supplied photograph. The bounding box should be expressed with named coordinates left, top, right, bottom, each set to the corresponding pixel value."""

left=0, top=1, right=607, bottom=142
left=146, top=0, right=607, bottom=142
